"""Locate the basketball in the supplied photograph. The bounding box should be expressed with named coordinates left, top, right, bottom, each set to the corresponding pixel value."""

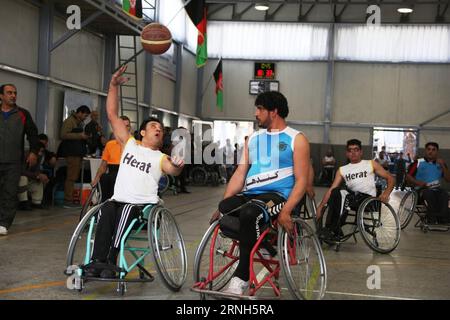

left=140, top=23, right=172, bottom=55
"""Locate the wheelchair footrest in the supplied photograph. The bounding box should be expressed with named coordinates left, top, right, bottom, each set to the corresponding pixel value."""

left=82, top=276, right=154, bottom=283
left=190, top=287, right=280, bottom=300
left=81, top=263, right=124, bottom=274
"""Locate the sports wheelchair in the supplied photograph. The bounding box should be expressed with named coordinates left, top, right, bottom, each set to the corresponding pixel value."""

left=65, top=200, right=188, bottom=295
left=398, top=188, right=450, bottom=233
left=189, top=164, right=224, bottom=186
left=158, top=173, right=178, bottom=196
left=78, top=183, right=103, bottom=222
left=191, top=196, right=327, bottom=300
left=319, top=191, right=401, bottom=253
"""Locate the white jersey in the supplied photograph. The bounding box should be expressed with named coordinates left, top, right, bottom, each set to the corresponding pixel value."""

left=112, top=137, right=165, bottom=204
left=339, top=160, right=377, bottom=197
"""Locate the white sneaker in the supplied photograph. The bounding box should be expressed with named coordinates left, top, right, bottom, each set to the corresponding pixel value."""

left=223, top=276, right=249, bottom=295
left=0, top=226, right=8, bottom=236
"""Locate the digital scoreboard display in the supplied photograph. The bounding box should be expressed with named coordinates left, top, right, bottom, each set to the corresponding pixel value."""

left=254, top=62, right=276, bottom=79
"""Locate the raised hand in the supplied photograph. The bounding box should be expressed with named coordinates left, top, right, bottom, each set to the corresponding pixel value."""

left=110, top=65, right=129, bottom=87
left=170, top=156, right=185, bottom=168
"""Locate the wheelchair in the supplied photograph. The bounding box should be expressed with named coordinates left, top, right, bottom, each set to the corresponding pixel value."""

left=78, top=183, right=102, bottom=221
left=398, top=188, right=450, bottom=233
left=189, top=164, right=222, bottom=186
left=319, top=191, right=401, bottom=254
left=65, top=200, right=188, bottom=295
left=158, top=173, right=178, bottom=196
left=191, top=196, right=327, bottom=300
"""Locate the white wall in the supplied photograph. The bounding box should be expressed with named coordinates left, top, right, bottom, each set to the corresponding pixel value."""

left=180, top=49, right=197, bottom=116
left=51, top=17, right=104, bottom=90
left=201, top=60, right=328, bottom=122
left=152, top=72, right=175, bottom=111
left=0, top=0, right=39, bottom=72
left=333, top=62, right=450, bottom=126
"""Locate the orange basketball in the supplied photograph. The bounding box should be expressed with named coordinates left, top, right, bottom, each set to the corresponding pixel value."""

left=140, top=23, right=172, bottom=55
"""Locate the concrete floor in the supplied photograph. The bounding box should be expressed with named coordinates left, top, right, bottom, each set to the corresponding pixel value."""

left=0, top=185, right=449, bottom=300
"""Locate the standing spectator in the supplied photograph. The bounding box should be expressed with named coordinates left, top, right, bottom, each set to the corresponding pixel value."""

left=84, top=110, right=105, bottom=156
left=18, top=142, right=49, bottom=210
left=321, top=148, right=336, bottom=185
left=394, top=152, right=407, bottom=190
left=161, top=126, right=173, bottom=156
left=0, top=84, right=40, bottom=235
left=57, top=105, right=91, bottom=208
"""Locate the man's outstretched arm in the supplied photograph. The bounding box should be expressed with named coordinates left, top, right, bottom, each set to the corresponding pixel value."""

left=106, top=65, right=131, bottom=146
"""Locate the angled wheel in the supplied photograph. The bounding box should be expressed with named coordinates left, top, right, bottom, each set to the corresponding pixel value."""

left=79, top=183, right=102, bottom=221
left=190, top=166, right=208, bottom=185
left=398, top=191, right=417, bottom=230
left=304, top=196, right=321, bottom=232
left=210, top=172, right=220, bottom=186
left=357, top=198, right=400, bottom=254
left=278, top=218, right=327, bottom=300
left=148, top=206, right=187, bottom=292
left=66, top=203, right=103, bottom=269
left=193, top=221, right=239, bottom=294
left=319, top=205, right=357, bottom=244
left=158, top=173, right=170, bottom=195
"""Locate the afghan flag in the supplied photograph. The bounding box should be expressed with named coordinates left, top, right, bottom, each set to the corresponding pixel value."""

left=185, top=0, right=207, bottom=67
left=214, top=59, right=223, bottom=111
left=122, top=0, right=142, bottom=20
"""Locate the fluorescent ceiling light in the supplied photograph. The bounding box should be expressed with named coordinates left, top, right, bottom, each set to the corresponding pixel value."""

left=255, top=4, right=269, bottom=11
left=397, top=6, right=413, bottom=13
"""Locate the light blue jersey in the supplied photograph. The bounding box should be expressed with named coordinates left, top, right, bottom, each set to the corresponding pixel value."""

left=243, top=127, right=301, bottom=200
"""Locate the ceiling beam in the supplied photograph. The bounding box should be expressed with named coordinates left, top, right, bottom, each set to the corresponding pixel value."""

left=207, top=3, right=231, bottom=18
left=266, top=3, right=286, bottom=21
left=232, top=3, right=253, bottom=20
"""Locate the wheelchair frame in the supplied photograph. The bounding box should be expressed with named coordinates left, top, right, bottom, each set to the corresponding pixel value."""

left=189, top=165, right=222, bottom=186
left=398, top=188, right=450, bottom=233
left=319, top=196, right=401, bottom=253
left=65, top=201, right=188, bottom=295
left=191, top=197, right=327, bottom=300
left=158, top=173, right=178, bottom=196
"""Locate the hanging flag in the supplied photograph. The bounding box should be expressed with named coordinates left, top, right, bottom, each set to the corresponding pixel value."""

left=122, top=0, right=143, bottom=20
left=214, top=59, right=223, bottom=111
left=185, top=0, right=207, bottom=67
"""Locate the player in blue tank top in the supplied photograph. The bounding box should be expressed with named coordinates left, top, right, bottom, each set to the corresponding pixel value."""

left=209, top=91, right=311, bottom=296
left=407, top=142, right=450, bottom=223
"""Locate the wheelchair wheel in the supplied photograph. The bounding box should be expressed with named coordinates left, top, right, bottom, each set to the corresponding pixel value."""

left=190, top=166, right=208, bottom=185
left=148, top=206, right=187, bottom=292
left=158, top=173, right=170, bottom=195
left=210, top=171, right=220, bottom=186
left=193, top=221, right=239, bottom=294
left=79, top=184, right=102, bottom=221
left=278, top=218, right=327, bottom=300
left=357, top=198, right=400, bottom=254
left=398, top=191, right=417, bottom=230
left=66, top=203, right=102, bottom=269
left=319, top=205, right=357, bottom=244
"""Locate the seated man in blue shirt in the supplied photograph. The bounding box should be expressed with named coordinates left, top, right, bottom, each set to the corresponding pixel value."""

left=406, top=142, right=450, bottom=223
left=210, top=91, right=311, bottom=296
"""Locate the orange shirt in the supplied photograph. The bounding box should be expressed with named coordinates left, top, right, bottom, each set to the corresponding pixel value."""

left=102, top=140, right=122, bottom=165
